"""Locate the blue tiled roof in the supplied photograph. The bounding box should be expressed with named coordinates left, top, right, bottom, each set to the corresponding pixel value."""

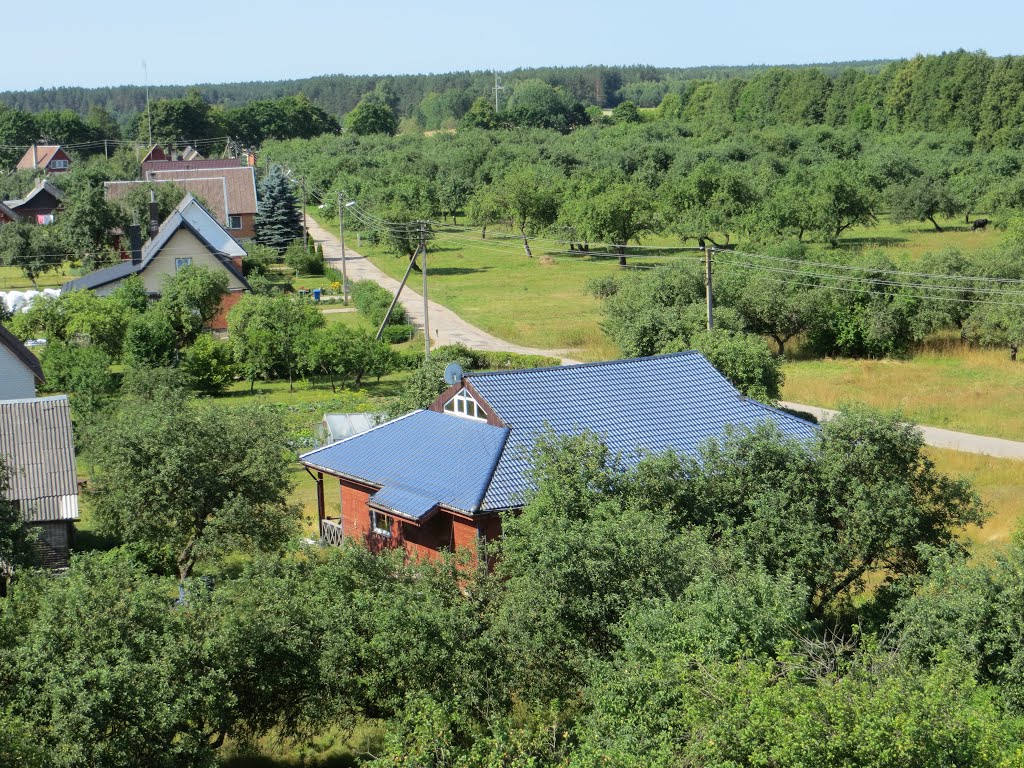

left=468, top=352, right=818, bottom=511
left=300, top=410, right=509, bottom=519
left=370, top=486, right=438, bottom=518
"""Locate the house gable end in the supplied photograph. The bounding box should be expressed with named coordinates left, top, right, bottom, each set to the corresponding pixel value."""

left=429, top=379, right=505, bottom=427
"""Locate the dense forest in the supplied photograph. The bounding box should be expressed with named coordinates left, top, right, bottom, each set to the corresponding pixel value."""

left=4, top=51, right=1024, bottom=150
left=0, top=60, right=891, bottom=122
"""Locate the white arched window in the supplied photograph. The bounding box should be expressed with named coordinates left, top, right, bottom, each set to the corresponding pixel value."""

left=443, top=388, right=486, bottom=421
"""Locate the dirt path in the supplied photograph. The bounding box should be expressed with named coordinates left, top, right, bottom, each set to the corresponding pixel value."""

left=307, top=214, right=581, bottom=364
left=780, top=402, right=1024, bottom=460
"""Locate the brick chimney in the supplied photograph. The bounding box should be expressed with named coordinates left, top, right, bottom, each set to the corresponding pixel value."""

left=128, top=224, right=143, bottom=266
left=148, top=190, right=160, bottom=238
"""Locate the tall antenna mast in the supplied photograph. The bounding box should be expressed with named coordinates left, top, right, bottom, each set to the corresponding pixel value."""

left=143, top=60, right=153, bottom=147
left=493, top=71, right=504, bottom=113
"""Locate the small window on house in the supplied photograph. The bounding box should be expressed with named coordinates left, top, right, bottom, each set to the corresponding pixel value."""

left=228, top=215, right=242, bottom=230
left=371, top=510, right=392, bottom=537
left=175, top=257, right=192, bottom=271
left=443, top=388, right=486, bottom=421
left=50, top=159, right=68, bottom=169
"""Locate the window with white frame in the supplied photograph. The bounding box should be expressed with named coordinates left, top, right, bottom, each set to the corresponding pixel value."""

left=228, top=215, right=242, bottom=229
left=443, top=387, right=486, bottom=420
left=370, top=510, right=393, bottom=537
left=50, top=159, right=68, bottom=169
left=174, top=257, right=192, bottom=271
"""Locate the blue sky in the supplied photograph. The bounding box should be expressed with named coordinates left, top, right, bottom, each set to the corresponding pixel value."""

left=4, top=0, right=1023, bottom=91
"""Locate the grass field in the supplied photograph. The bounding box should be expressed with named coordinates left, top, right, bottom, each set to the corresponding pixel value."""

left=926, top=448, right=1024, bottom=559
left=782, top=343, right=1024, bottom=441
left=315, top=209, right=1005, bottom=362
left=0, top=262, right=77, bottom=290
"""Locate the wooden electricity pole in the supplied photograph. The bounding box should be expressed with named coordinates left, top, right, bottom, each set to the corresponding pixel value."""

left=421, top=221, right=431, bottom=360
left=704, top=246, right=714, bottom=331
left=301, top=176, right=308, bottom=250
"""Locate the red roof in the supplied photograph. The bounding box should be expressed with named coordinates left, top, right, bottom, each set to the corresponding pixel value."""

left=16, top=145, right=68, bottom=171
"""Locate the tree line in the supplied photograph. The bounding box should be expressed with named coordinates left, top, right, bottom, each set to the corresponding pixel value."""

left=0, top=92, right=339, bottom=168
left=13, top=51, right=1024, bottom=149
left=0, top=60, right=890, bottom=125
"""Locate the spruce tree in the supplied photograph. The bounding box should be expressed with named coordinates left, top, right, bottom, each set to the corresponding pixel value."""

left=254, top=164, right=303, bottom=251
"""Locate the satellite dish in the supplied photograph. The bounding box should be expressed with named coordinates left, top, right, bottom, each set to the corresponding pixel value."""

left=443, top=363, right=463, bottom=386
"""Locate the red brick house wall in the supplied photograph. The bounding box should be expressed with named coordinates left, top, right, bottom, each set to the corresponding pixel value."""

left=208, top=289, right=245, bottom=331
left=334, top=476, right=503, bottom=565
left=230, top=213, right=256, bottom=240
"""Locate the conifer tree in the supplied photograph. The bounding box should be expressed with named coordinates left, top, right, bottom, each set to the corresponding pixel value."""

left=254, top=164, right=303, bottom=251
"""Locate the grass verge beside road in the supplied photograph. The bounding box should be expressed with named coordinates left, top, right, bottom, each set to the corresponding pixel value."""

left=782, top=344, right=1024, bottom=441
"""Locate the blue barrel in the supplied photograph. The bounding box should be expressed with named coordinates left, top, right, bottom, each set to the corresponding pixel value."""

left=312, top=288, right=321, bottom=302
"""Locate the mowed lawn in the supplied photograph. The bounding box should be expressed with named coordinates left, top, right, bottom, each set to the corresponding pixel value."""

left=0, top=263, right=77, bottom=290
left=323, top=217, right=686, bottom=361
left=783, top=344, right=1024, bottom=441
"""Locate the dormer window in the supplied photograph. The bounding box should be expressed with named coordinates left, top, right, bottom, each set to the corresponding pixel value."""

left=444, top=388, right=486, bottom=421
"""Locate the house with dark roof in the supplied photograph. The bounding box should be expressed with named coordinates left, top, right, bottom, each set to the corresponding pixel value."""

left=0, top=201, right=19, bottom=225
left=0, top=324, right=45, bottom=400
left=62, top=194, right=251, bottom=330
left=16, top=144, right=71, bottom=174
left=300, top=352, right=818, bottom=561
left=3, top=180, right=64, bottom=224
left=0, top=396, right=79, bottom=569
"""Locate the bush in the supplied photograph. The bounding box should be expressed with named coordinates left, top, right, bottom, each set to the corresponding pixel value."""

left=181, top=334, right=236, bottom=395
left=475, top=350, right=561, bottom=370
left=381, top=324, right=415, bottom=344
left=123, top=310, right=177, bottom=369
left=242, top=243, right=278, bottom=277
left=284, top=240, right=324, bottom=276
left=351, top=280, right=408, bottom=327
left=664, top=329, right=783, bottom=403
left=585, top=275, right=619, bottom=299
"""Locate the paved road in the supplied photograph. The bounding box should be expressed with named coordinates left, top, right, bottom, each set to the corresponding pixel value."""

left=780, top=402, right=1024, bottom=460
left=306, top=215, right=581, bottom=365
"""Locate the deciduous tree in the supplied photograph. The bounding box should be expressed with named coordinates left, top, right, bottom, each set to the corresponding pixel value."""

left=88, top=401, right=298, bottom=580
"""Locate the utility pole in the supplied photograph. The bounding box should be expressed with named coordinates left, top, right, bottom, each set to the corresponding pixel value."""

left=301, top=176, right=307, bottom=251
left=104, top=139, right=109, bottom=159
left=704, top=246, right=714, bottom=331
left=339, top=195, right=354, bottom=305
left=375, top=242, right=419, bottom=341
left=143, top=60, right=153, bottom=148
left=420, top=221, right=431, bottom=359
left=493, top=71, right=504, bottom=113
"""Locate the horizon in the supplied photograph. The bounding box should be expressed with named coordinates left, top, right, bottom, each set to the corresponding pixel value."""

left=4, top=57, right=899, bottom=94
left=2, top=0, right=1022, bottom=92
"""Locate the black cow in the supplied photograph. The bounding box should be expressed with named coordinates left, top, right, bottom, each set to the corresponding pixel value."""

left=971, top=218, right=991, bottom=231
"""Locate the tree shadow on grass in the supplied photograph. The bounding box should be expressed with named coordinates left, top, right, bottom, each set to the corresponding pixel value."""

left=428, top=266, right=492, bottom=276
left=835, top=236, right=908, bottom=250
left=73, top=527, right=120, bottom=553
